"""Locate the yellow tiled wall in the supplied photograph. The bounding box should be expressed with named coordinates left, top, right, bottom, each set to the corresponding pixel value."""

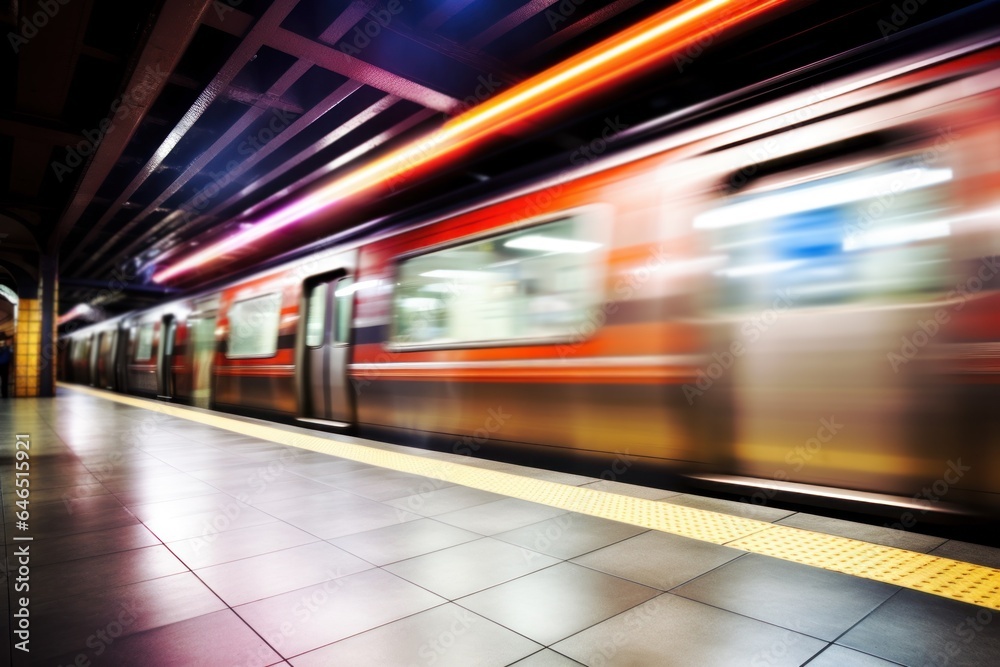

left=13, top=299, right=40, bottom=397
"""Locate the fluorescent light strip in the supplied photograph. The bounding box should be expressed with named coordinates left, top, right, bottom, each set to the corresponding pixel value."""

left=153, top=0, right=791, bottom=283
left=694, top=168, right=954, bottom=229
left=504, top=235, right=601, bottom=253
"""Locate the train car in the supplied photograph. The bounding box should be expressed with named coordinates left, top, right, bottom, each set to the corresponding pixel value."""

left=60, top=36, right=1000, bottom=512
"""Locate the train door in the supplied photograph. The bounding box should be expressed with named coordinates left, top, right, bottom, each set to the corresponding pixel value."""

left=111, top=322, right=129, bottom=391
left=156, top=315, right=177, bottom=400
left=114, top=322, right=130, bottom=391
left=699, top=153, right=957, bottom=493
left=302, top=272, right=354, bottom=425
left=88, top=333, right=100, bottom=386
left=189, top=296, right=219, bottom=409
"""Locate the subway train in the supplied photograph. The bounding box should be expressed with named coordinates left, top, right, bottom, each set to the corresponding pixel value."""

left=61, top=36, right=1000, bottom=515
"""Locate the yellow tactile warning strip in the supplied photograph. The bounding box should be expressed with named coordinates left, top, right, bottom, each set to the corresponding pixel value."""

left=59, top=383, right=1000, bottom=611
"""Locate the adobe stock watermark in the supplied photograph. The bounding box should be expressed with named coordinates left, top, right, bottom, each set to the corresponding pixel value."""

left=406, top=607, right=480, bottom=667
left=923, top=608, right=995, bottom=667
left=336, top=0, right=412, bottom=57
left=588, top=597, right=665, bottom=667
left=555, top=244, right=669, bottom=359
left=230, top=569, right=349, bottom=667
left=884, top=459, right=971, bottom=531
left=51, top=64, right=168, bottom=182
left=878, top=0, right=933, bottom=40
left=7, top=0, right=72, bottom=53
left=546, top=0, right=588, bottom=31
left=750, top=620, right=808, bottom=667
left=59, top=604, right=139, bottom=667
left=673, top=4, right=739, bottom=73
left=683, top=288, right=798, bottom=404
left=177, top=107, right=299, bottom=225
left=452, top=407, right=512, bottom=456
left=842, top=127, right=957, bottom=248
left=725, top=84, right=831, bottom=193
left=887, top=255, right=999, bottom=373
left=386, top=74, right=505, bottom=194
left=742, top=417, right=844, bottom=507
left=212, top=0, right=246, bottom=22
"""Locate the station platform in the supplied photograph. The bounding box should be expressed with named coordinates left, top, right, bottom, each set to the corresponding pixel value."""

left=4, top=387, right=1000, bottom=666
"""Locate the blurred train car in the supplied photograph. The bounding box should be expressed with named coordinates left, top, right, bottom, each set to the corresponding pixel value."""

left=61, top=37, right=1000, bottom=512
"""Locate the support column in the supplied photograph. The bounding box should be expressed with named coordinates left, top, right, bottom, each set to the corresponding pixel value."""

left=39, top=253, right=57, bottom=397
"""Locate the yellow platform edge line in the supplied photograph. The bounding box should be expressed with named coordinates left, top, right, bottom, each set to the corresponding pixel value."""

left=57, top=383, right=1000, bottom=611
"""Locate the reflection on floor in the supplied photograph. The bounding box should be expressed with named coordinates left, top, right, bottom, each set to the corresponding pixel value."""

left=2, top=390, right=1000, bottom=666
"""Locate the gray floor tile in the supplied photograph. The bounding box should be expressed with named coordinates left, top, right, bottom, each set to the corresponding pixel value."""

left=30, top=572, right=227, bottom=660
left=235, top=568, right=445, bottom=658
left=167, top=521, right=320, bottom=569
left=662, top=493, right=796, bottom=522
left=552, top=594, right=826, bottom=667
left=493, top=512, right=648, bottom=560
left=805, top=645, right=904, bottom=666
left=6, top=504, right=140, bottom=542
left=283, top=459, right=372, bottom=478
left=384, top=537, right=560, bottom=599
left=1, top=481, right=109, bottom=506
left=16, top=524, right=160, bottom=567
left=384, top=485, right=507, bottom=516
left=252, top=489, right=368, bottom=519
left=195, top=541, right=373, bottom=606
left=580, top=479, right=681, bottom=500
left=280, top=499, right=422, bottom=539
left=328, top=517, right=481, bottom=565
left=129, top=492, right=253, bottom=522
left=571, top=530, right=742, bottom=590
left=459, top=562, right=660, bottom=645
left=345, top=475, right=454, bottom=501
left=143, top=504, right=278, bottom=542
left=673, top=553, right=899, bottom=641
left=776, top=513, right=948, bottom=552
left=32, top=544, right=188, bottom=604
left=435, top=498, right=568, bottom=536
left=838, top=589, right=1000, bottom=666
left=289, top=603, right=542, bottom=667
left=929, top=540, right=1000, bottom=569
left=509, top=649, right=586, bottom=666
left=31, top=491, right=125, bottom=517
left=219, top=477, right=342, bottom=505
left=111, top=477, right=224, bottom=507
left=32, top=609, right=281, bottom=667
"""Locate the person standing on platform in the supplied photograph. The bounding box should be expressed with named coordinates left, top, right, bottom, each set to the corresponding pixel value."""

left=0, top=337, right=11, bottom=398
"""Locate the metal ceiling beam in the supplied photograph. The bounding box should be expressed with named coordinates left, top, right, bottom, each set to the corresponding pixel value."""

left=265, top=27, right=462, bottom=114
left=93, top=79, right=367, bottom=276
left=74, top=59, right=315, bottom=275
left=150, top=106, right=438, bottom=276
left=62, top=0, right=302, bottom=267
left=150, top=90, right=398, bottom=258
left=468, top=0, right=560, bottom=50
left=49, top=0, right=216, bottom=256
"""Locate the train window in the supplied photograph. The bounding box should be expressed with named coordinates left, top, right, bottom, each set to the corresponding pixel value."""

left=697, top=158, right=955, bottom=309
left=228, top=293, right=282, bottom=358
left=391, top=215, right=603, bottom=347
left=135, top=323, right=155, bottom=361
left=334, top=277, right=353, bottom=344
left=305, top=283, right=327, bottom=347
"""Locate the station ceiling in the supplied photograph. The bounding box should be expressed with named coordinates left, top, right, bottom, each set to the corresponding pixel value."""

left=0, top=0, right=990, bottom=322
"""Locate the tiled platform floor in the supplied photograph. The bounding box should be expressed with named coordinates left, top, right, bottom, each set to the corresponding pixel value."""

left=3, top=390, right=1000, bottom=666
